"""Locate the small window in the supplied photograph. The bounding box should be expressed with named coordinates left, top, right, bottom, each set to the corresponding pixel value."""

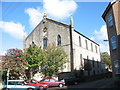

left=91, top=43, right=93, bottom=51
left=43, top=27, right=47, bottom=32
left=79, top=36, right=81, bottom=47
left=32, top=41, right=35, bottom=45
left=85, top=40, right=88, bottom=50
left=108, top=14, right=113, bottom=27
left=95, top=45, right=97, bottom=53
left=43, top=38, right=48, bottom=48
left=57, top=35, right=61, bottom=46
left=111, top=36, right=117, bottom=50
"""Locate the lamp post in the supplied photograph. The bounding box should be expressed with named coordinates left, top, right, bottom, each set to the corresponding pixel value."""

left=6, top=69, right=9, bottom=88
left=103, top=40, right=109, bottom=42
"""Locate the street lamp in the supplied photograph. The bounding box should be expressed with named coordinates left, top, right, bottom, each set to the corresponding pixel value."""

left=103, top=40, right=109, bottom=42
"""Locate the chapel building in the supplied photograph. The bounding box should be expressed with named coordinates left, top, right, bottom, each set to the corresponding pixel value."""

left=24, top=14, right=105, bottom=76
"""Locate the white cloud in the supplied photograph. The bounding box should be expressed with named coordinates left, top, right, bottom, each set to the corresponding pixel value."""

left=25, top=0, right=77, bottom=28
left=43, top=0, right=77, bottom=19
left=2, top=51, right=7, bottom=55
left=91, top=25, right=109, bottom=53
left=25, top=7, right=43, bottom=28
left=94, top=25, right=108, bottom=40
left=0, top=21, right=26, bottom=40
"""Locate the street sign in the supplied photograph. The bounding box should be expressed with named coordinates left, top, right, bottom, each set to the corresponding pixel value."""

left=114, top=60, right=120, bottom=74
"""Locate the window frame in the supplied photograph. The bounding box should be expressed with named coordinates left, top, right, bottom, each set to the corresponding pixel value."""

left=108, top=14, right=113, bottom=27
left=111, top=36, right=117, bottom=50
left=95, top=45, right=97, bottom=53
left=57, top=35, right=61, bottom=46
left=91, top=43, right=93, bottom=51
left=43, top=38, right=48, bottom=48
left=79, top=36, right=81, bottom=47
left=85, top=40, right=88, bottom=50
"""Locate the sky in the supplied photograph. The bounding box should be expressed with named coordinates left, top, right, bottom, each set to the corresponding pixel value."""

left=0, top=0, right=111, bottom=55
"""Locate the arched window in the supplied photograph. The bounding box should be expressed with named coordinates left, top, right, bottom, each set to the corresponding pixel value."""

left=85, top=40, right=88, bottom=50
left=111, top=36, right=117, bottom=50
left=43, top=38, right=48, bottom=48
left=79, top=36, right=81, bottom=47
left=91, top=43, right=93, bottom=51
left=57, top=35, right=61, bottom=46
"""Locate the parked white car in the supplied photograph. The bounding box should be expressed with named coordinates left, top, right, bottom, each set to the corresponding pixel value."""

left=2, top=80, right=36, bottom=90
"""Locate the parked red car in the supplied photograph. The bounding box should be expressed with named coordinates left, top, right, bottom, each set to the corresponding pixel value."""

left=39, top=78, right=65, bottom=87
left=24, top=79, right=48, bottom=90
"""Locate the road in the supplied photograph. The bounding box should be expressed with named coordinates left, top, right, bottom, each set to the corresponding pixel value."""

left=48, top=78, right=116, bottom=90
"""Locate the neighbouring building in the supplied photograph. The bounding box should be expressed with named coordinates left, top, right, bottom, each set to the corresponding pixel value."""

left=24, top=14, right=106, bottom=78
left=102, top=0, right=120, bottom=85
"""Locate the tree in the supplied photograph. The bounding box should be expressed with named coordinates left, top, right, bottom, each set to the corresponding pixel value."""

left=24, top=44, right=46, bottom=78
left=2, top=49, right=26, bottom=80
left=101, top=52, right=111, bottom=66
left=41, top=45, right=68, bottom=78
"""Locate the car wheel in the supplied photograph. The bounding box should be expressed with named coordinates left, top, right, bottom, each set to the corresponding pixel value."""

left=59, top=84, right=63, bottom=87
left=38, top=86, right=44, bottom=90
left=27, top=88, right=34, bottom=90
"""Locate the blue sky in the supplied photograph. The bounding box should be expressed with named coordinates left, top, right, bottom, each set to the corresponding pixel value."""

left=0, top=0, right=110, bottom=55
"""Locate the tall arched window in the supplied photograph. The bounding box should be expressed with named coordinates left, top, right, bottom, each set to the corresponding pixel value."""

left=79, top=36, right=81, bottom=47
left=91, top=43, right=93, bottom=51
left=43, top=38, right=48, bottom=48
left=85, top=40, right=88, bottom=50
left=57, top=35, right=61, bottom=46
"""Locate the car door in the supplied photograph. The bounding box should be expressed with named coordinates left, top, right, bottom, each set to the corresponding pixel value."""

left=7, top=81, right=18, bottom=90
left=15, top=81, right=26, bottom=90
left=42, top=79, right=51, bottom=86
left=49, top=79, right=58, bottom=86
left=29, top=80, right=37, bottom=86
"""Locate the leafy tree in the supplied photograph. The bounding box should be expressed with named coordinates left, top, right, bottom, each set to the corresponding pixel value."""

left=41, top=45, right=68, bottom=78
left=24, top=44, right=46, bottom=78
left=2, top=49, right=26, bottom=80
left=101, top=52, right=111, bottom=66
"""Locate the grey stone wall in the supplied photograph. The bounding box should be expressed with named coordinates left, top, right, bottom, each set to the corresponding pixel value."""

left=25, top=18, right=72, bottom=72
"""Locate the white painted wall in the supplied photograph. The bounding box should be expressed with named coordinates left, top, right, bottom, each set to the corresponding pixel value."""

left=73, top=31, right=101, bottom=75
